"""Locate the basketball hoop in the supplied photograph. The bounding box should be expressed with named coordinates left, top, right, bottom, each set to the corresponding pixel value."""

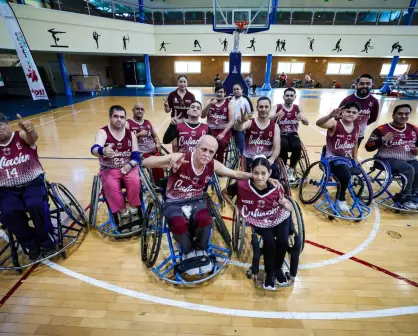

left=234, top=21, right=249, bottom=33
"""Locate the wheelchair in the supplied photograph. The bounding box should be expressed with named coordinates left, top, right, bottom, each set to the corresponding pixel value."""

left=360, top=157, right=418, bottom=213
left=299, top=147, right=373, bottom=221
left=0, top=181, right=87, bottom=272
left=282, top=140, right=310, bottom=188
left=232, top=196, right=305, bottom=288
left=139, top=167, right=231, bottom=285
left=223, top=139, right=239, bottom=170
left=89, top=174, right=145, bottom=238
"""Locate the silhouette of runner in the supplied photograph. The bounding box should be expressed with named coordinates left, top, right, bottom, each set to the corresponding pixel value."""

left=247, top=38, right=256, bottom=52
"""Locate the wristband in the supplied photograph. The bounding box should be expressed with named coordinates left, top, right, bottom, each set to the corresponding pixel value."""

left=91, top=144, right=104, bottom=156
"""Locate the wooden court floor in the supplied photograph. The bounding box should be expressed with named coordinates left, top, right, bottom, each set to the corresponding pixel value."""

left=1, top=88, right=418, bottom=336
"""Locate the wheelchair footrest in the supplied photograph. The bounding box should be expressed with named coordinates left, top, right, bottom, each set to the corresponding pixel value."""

left=174, top=255, right=213, bottom=274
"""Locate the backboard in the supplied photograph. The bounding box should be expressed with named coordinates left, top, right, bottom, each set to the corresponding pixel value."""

left=212, top=0, right=272, bottom=34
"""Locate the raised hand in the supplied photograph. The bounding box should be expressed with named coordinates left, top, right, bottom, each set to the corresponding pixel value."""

left=163, top=97, right=169, bottom=109
left=382, top=132, right=394, bottom=142
left=329, top=108, right=343, bottom=120
left=296, top=113, right=302, bottom=121
left=276, top=109, right=285, bottom=120
left=17, top=114, right=34, bottom=133
left=103, top=143, right=115, bottom=158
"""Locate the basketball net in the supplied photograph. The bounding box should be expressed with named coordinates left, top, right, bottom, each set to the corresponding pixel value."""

left=232, top=21, right=249, bottom=52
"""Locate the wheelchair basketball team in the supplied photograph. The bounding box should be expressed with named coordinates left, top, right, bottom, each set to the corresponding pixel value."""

left=0, top=73, right=417, bottom=288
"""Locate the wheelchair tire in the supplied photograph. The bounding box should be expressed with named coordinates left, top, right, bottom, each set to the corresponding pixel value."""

left=211, top=173, right=224, bottom=205
left=89, top=175, right=101, bottom=230
left=299, top=161, right=327, bottom=205
left=232, top=207, right=246, bottom=258
left=288, top=197, right=305, bottom=253
left=351, top=165, right=373, bottom=206
left=277, top=158, right=291, bottom=196
left=359, top=158, right=391, bottom=199
left=141, top=200, right=162, bottom=268
left=298, top=142, right=310, bottom=177
left=207, top=196, right=231, bottom=248
left=50, top=183, right=87, bottom=227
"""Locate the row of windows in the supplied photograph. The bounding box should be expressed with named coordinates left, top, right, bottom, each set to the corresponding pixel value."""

left=174, top=61, right=410, bottom=76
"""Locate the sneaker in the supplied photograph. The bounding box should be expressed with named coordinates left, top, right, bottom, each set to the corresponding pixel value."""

left=263, top=274, right=276, bottom=291
left=404, top=201, right=418, bottom=210
left=129, top=208, right=141, bottom=232
left=337, top=200, right=350, bottom=212
left=196, top=250, right=213, bottom=274
left=183, top=251, right=199, bottom=276
left=274, top=269, right=287, bottom=286
left=28, top=247, right=42, bottom=262
left=287, top=168, right=296, bottom=182
left=42, top=245, right=57, bottom=258
left=119, top=211, right=131, bottom=234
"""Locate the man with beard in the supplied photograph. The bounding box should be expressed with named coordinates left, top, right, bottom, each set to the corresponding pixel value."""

left=338, top=74, right=380, bottom=146
left=163, top=101, right=209, bottom=153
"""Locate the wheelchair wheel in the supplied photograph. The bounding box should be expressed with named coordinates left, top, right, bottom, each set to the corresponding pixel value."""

left=277, top=158, right=291, bottom=196
left=226, top=155, right=244, bottom=189
left=287, top=197, right=305, bottom=253
left=207, top=195, right=231, bottom=248
left=141, top=198, right=162, bottom=268
left=297, top=142, right=310, bottom=179
left=210, top=173, right=224, bottom=205
left=50, top=183, right=87, bottom=227
left=351, top=165, right=373, bottom=206
left=89, top=175, right=101, bottom=229
left=359, top=158, right=391, bottom=199
left=232, top=207, right=246, bottom=258
left=299, top=161, right=328, bottom=204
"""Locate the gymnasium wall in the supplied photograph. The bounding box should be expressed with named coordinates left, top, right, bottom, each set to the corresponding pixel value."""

left=146, top=56, right=418, bottom=88
left=1, top=4, right=418, bottom=57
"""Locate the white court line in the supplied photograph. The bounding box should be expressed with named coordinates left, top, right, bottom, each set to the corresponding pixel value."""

left=229, top=202, right=380, bottom=270
left=43, top=259, right=418, bottom=320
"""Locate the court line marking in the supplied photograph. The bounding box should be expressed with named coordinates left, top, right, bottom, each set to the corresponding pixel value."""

left=44, top=260, right=418, bottom=320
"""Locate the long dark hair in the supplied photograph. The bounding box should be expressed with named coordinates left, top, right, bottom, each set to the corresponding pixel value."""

left=251, top=156, right=271, bottom=172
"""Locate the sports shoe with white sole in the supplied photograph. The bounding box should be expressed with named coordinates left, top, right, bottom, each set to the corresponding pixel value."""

left=196, top=250, right=213, bottom=274
left=337, top=200, right=350, bottom=212
left=183, top=251, right=200, bottom=276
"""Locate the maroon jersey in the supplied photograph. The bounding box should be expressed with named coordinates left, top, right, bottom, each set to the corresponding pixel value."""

left=276, top=104, right=301, bottom=133
left=166, top=151, right=214, bottom=200
left=0, top=132, right=44, bottom=187
left=243, top=119, right=275, bottom=159
left=375, top=123, right=418, bottom=161
left=339, top=94, right=379, bottom=138
left=167, top=89, right=195, bottom=119
left=99, top=126, right=133, bottom=170
left=127, top=119, right=156, bottom=154
left=177, top=122, right=209, bottom=153
left=207, top=100, right=230, bottom=130
left=326, top=120, right=359, bottom=158
left=237, top=180, right=290, bottom=228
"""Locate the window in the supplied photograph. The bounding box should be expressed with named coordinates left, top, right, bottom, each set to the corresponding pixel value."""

left=380, top=63, right=409, bottom=76
left=277, top=62, right=305, bottom=74
left=174, top=61, right=201, bottom=74
left=326, top=63, right=355, bottom=75
left=223, top=61, right=251, bottom=73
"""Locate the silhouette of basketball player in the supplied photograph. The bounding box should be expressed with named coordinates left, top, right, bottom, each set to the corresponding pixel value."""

left=194, top=40, right=201, bottom=49
left=93, top=31, right=100, bottom=49
left=361, top=39, right=372, bottom=53
left=333, top=38, right=342, bottom=52
left=281, top=40, right=287, bottom=52
left=275, top=39, right=281, bottom=52
left=247, top=38, right=256, bottom=52
left=221, top=38, right=228, bottom=51
left=309, top=39, right=314, bottom=52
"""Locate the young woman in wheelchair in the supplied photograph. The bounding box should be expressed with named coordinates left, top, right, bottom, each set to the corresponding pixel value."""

left=365, top=104, right=418, bottom=209
left=0, top=113, right=56, bottom=261
left=142, top=135, right=280, bottom=276
left=316, top=102, right=360, bottom=213
left=221, top=155, right=294, bottom=291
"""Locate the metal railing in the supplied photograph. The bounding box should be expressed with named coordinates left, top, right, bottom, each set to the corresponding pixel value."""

left=20, top=1, right=418, bottom=26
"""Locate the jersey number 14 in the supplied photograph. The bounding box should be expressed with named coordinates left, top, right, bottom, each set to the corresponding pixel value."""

left=5, top=168, right=19, bottom=179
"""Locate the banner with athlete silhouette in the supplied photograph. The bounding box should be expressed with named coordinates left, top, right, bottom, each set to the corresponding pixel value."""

left=0, top=0, right=49, bottom=100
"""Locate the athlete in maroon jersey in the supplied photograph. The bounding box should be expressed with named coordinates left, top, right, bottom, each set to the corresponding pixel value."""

left=164, top=75, right=196, bottom=119
left=222, top=156, right=294, bottom=290
left=316, top=102, right=360, bottom=213
left=0, top=113, right=55, bottom=261
left=126, top=103, right=164, bottom=184
left=91, top=105, right=142, bottom=233
left=365, top=104, right=418, bottom=209
left=236, top=97, right=281, bottom=179
left=202, top=85, right=234, bottom=162
left=163, top=101, right=209, bottom=153
left=339, top=74, right=380, bottom=145
left=270, top=87, right=309, bottom=182
left=143, top=135, right=279, bottom=276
